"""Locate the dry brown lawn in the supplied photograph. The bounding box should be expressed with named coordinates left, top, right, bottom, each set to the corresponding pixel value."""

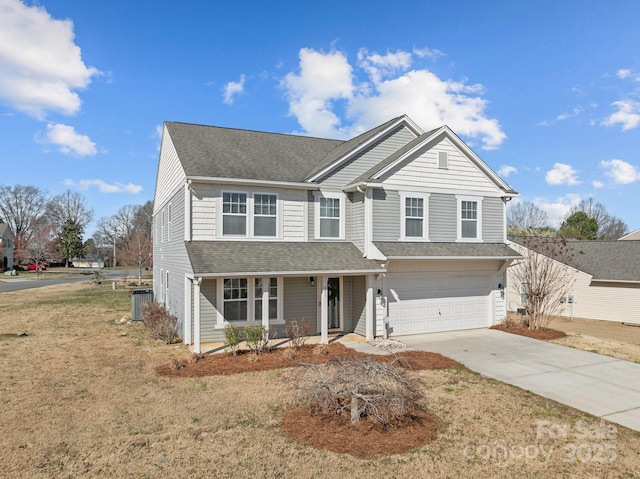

left=1, top=282, right=640, bottom=478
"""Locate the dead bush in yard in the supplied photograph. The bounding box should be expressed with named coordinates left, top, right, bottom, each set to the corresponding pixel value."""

left=295, top=358, right=422, bottom=428
left=141, top=302, right=181, bottom=344
left=500, top=312, right=525, bottom=329
left=285, top=319, right=311, bottom=349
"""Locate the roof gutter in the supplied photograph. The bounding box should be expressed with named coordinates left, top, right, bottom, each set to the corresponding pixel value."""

left=186, top=176, right=319, bottom=190
left=193, top=268, right=387, bottom=278
left=383, top=255, right=523, bottom=261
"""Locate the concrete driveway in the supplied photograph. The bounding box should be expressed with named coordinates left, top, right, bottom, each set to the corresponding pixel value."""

left=398, top=329, right=640, bottom=432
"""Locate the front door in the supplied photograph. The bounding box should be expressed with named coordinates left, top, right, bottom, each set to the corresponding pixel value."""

left=328, top=277, right=341, bottom=330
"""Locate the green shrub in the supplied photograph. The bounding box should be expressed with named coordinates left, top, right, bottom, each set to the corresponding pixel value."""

left=244, top=325, right=267, bottom=355
left=223, top=323, right=242, bottom=355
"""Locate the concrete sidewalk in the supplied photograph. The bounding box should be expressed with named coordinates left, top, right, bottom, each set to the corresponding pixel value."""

left=397, top=329, right=640, bottom=432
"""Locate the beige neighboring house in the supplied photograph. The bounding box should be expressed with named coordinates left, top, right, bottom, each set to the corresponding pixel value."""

left=0, top=223, right=15, bottom=272
left=507, top=238, right=640, bottom=325
left=620, top=228, right=640, bottom=241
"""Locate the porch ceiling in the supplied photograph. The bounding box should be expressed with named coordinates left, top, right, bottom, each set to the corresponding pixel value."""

left=186, top=241, right=385, bottom=277
left=374, top=241, right=521, bottom=260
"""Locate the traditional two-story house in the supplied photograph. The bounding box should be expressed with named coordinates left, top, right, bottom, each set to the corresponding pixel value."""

left=0, top=223, right=14, bottom=272
left=153, top=115, right=520, bottom=353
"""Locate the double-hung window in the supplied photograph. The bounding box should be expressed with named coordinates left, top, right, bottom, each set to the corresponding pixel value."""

left=221, top=192, right=278, bottom=238
left=254, top=194, right=277, bottom=237
left=317, top=194, right=343, bottom=239
left=457, top=196, right=482, bottom=241
left=222, top=192, right=247, bottom=236
left=401, top=193, right=429, bottom=239
left=223, top=278, right=248, bottom=321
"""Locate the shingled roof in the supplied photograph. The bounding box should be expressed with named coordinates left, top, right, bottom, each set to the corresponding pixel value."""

left=186, top=241, right=385, bottom=276
left=511, top=237, right=640, bottom=282
left=165, top=122, right=343, bottom=182
left=375, top=242, right=520, bottom=259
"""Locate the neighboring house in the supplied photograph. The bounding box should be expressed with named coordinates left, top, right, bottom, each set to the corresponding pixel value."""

left=153, top=115, right=520, bottom=353
left=0, top=223, right=14, bottom=272
left=620, top=228, right=640, bottom=241
left=72, top=255, right=106, bottom=269
left=507, top=238, right=640, bottom=325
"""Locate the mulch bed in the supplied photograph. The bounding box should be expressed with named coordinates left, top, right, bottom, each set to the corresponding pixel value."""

left=490, top=324, right=567, bottom=340
left=282, top=407, right=439, bottom=458
left=156, top=343, right=461, bottom=377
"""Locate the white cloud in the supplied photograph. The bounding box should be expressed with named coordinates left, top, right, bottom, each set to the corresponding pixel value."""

left=43, top=123, right=96, bottom=157
left=413, top=47, right=444, bottom=60
left=281, top=47, right=506, bottom=149
left=0, top=0, right=100, bottom=119
left=545, top=163, right=580, bottom=186
left=223, top=74, right=246, bottom=105
left=592, top=180, right=604, bottom=188
left=357, top=49, right=412, bottom=84
left=498, top=165, right=517, bottom=177
left=617, top=69, right=632, bottom=79
left=602, top=100, right=640, bottom=130
left=533, top=194, right=582, bottom=227
left=65, top=178, right=142, bottom=194
left=600, top=159, right=640, bottom=184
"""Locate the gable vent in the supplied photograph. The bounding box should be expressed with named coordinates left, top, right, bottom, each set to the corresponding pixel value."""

left=438, top=151, right=448, bottom=169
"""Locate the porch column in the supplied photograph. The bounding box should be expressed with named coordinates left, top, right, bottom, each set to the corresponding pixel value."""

left=184, top=275, right=192, bottom=345
left=366, top=274, right=375, bottom=341
left=261, top=276, right=270, bottom=331
left=320, top=275, right=329, bottom=344
left=193, top=277, right=202, bottom=354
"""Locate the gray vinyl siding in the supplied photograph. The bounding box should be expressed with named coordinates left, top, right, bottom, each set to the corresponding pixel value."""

left=284, top=277, right=318, bottom=333
left=342, top=276, right=354, bottom=333
left=429, top=193, right=457, bottom=242
left=352, top=276, right=367, bottom=336
left=152, top=185, right=192, bottom=335
left=200, top=280, right=223, bottom=342
left=482, top=197, right=505, bottom=242
left=350, top=192, right=365, bottom=252
left=372, top=188, right=400, bottom=241
left=307, top=191, right=315, bottom=240
left=318, top=126, right=417, bottom=189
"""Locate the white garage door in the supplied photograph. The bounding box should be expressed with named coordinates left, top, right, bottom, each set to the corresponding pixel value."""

left=386, top=274, right=490, bottom=335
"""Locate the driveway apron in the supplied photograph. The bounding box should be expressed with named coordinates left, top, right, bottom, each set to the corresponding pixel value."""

left=398, top=329, right=640, bottom=432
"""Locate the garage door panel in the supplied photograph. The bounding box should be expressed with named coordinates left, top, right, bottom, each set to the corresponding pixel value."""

left=387, top=274, right=491, bottom=335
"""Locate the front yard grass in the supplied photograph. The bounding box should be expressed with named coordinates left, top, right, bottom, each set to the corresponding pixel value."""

left=0, top=282, right=639, bottom=478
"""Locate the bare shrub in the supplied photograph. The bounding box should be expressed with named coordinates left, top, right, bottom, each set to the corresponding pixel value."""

left=295, top=358, right=422, bottom=428
left=282, top=348, right=297, bottom=361
left=501, top=313, right=525, bottom=329
left=141, top=302, right=181, bottom=344
left=313, top=344, right=328, bottom=356
left=285, top=319, right=311, bottom=350
left=170, top=359, right=184, bottom=371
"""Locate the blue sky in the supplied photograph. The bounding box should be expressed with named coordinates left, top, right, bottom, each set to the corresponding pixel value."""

left=2, top=0, right=640, bottom=236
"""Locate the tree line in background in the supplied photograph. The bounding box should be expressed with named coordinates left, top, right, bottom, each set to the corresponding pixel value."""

left=507, top=198, right=629, bottom=240
left=0, top=184, right=152, bottom=270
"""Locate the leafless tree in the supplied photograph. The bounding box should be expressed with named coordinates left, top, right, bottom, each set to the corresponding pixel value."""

left=507, top=201, right=549, bottom=235
left=25, top=222, right=57, bottom=269
left=48, top=190, right=94, bottom=231
left=119, top=230, right=152, bottom=284
left=0, top=185, right=49, bottom=263
left=565, top=198, right=628, bottom=240
left=509, top=237, right=577, bottom=330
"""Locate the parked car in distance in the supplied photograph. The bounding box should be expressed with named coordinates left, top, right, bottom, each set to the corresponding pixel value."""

left=27, top=263, right=47, bottom=271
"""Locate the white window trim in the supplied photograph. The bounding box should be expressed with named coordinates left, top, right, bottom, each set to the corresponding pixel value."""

left=314, top=191, right=346, bottom=240
left=216, top=276, right=284, bottom=328
left=400, top=192, right=430, bottom=241
left=456, top=195, right=483, bottom=242
left=218, top=190, right=281, bottom=239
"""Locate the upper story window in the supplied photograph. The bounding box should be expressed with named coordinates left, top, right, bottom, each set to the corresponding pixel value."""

left=221, top=191, right=279, bottom=238
left=254, top=194, right=277, bottom=237
left=401, top=193, right=429, bottom=240
left=457, top=196, right=482, bottom=241
left=222, top=192, right=248, bottom=236
left=316, top=193, right=344, bottom=239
